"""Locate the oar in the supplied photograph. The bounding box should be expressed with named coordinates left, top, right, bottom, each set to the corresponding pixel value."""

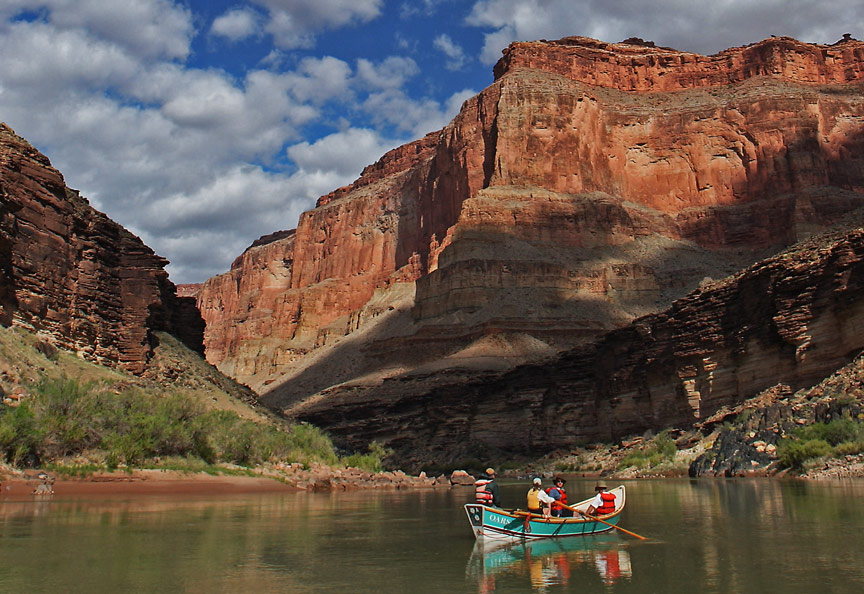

left=561, top=503, right=649, bottom=541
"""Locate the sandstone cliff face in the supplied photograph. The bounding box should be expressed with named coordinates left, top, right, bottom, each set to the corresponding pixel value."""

left=198, top=37, right=864, bottom=426
left=0, top=124, right=202, bottom=372
left=494, top=36, right=864, bottom=91
left=289, top=226, right=864, bottom=470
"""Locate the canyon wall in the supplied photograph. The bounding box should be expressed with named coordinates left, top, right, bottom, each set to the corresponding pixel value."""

left=0, top=123, right=202, bottom=373
left=200, top=35, right=864, bottom=399
left=288, top=227, right=864, bottom=470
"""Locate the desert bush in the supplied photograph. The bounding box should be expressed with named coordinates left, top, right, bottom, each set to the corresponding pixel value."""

left=777, top=417, right=864, bottom=469
left=619, top=432, right=677, bottom=470
left=0, top=377, right=347, bottom=470
left=344, top=441, right=392, bottom=472
left=777, top=438, right=833, bottom=469
left=834, top=440, right=864, bottom=456
left=0, top=401, right=42, bottom=466
left=798, top=417, right=864, bottom=446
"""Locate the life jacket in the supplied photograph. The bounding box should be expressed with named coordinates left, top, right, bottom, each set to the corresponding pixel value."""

left=545, top=486, right=567, bottom=511
left=526, top=488, right=542, bottom=510
left=475, top=478, right=494, bottom=504
left=596, top=491, right=616, bottom=515
left=597, top=550, right=622, bottom=585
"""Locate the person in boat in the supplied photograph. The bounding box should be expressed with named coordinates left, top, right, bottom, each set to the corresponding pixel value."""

left=526, top=477, right=554, bottom=517
left=474, top=467, right=501, bottom=507
left=545, top=477, right=572, bottom=517
left=585, top=481, right=616, bottom=516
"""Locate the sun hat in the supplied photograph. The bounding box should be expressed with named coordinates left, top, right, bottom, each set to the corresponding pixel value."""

left=532, top=477, right=542, bottom=485
left=595, top=480, right=607, bottom=490
left=485, top=467, right=495, bottom=475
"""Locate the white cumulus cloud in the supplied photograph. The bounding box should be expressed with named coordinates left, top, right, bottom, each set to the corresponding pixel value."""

left=0, top=0, right=194, bottom=60
left=210, top=8, right=262, bottom=42
left=434, top=33, right=469, bottom=70
left=250, top=0, right=384, bottom=48
left=466, top=0, right=864, bottom=63
left=0, top=1, right=474, bottom=283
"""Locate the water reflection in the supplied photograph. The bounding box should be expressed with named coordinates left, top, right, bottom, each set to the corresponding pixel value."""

left=2, top=480, right=864, bottom=593
left=467, top=535, right=632, bottom=592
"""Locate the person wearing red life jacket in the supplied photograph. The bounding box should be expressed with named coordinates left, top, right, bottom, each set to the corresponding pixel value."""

left=585, top=481, right=616, bottom=516
left=544, top=477, right=571, bottom=517
left=474, top=467, right=501, bottom=507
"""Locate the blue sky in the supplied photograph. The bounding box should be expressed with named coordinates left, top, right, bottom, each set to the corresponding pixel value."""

left=0, top=0, right=860, bottom=283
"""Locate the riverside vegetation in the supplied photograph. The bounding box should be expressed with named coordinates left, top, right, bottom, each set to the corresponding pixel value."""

left=3, top=320, right=863, bottom=482
left=0, top=326, right=390, bottom=479
left=0, top=376, right=347, bottom=471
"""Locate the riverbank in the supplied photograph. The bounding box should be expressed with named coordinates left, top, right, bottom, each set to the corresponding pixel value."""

left=515, top=439, right=864, bottom=482
left=517, top=355, right=864, bottom=481
left=0, top=462, right=448, bottom=499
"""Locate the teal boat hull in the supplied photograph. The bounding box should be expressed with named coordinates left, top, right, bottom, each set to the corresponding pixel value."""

left=464, top=485, right=626, bottom=541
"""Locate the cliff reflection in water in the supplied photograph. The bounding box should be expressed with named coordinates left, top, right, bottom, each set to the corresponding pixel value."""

left=3, top=480, right=864, bottom=593
left=467, top=535, right=632, bottom=592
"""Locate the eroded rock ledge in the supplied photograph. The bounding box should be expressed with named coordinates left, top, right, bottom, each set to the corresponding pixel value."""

left=289, top=226, right=864, bottom=470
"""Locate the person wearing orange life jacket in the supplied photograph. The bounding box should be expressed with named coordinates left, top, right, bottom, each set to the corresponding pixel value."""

left=474, top=467, right=501, bottom=507
left=585, top=481, right=616, bottom=516
left=545, top=477, right=571, bottom=517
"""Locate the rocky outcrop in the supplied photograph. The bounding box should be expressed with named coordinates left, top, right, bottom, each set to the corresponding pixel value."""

left=689, top=342, right=864, bottom=477
left=0, top=123, right=203, bottom=372
left=288, top=227, right=864, bottom=470
left=199, top=36, right=864, bottom=401
left=494, top=35, right=864, bottom=91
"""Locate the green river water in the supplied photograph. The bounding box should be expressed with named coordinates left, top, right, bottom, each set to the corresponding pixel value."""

left=1, top=478, right=863, bottom=593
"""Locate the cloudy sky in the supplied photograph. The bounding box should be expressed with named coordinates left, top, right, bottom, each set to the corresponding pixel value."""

left=0, top=0, right=860, bottom=283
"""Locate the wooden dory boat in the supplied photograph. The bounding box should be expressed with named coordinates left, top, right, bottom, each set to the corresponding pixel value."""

left=464, top=485, right=626, bottom=540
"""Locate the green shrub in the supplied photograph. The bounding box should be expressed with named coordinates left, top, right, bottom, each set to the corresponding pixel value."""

left=619, top=432, right=678, bottom=470
left=554, top=456, right=584, bottom=472
left=0, top=377, right=344, bottom=470
left=777, top=438, right=833, bottom=469
left=835, top=440, right=864, bottom=456
left=774, top=416, right=864, bottom=471
left=796, top=418, right=864, bottom=446
left=654, top=432, right=678, bottom=458
left=344, top=441, right=392, bottom=472
left=0, top=401, right=42, bottom=466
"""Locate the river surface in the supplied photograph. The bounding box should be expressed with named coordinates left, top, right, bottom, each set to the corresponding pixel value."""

left=1, top=478, right=863, bottom=593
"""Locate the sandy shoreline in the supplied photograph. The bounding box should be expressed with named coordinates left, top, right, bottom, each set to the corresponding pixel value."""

left=0, top=469, right=298, bottom=499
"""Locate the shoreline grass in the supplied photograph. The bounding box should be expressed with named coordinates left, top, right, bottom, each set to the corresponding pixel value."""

left=1, top=377, right=387, bottom=474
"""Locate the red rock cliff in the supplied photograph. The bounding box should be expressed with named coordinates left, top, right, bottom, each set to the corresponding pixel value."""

left=493, top=36, right=864, bottom=91
left=0, top=123, right=203, bottom=373
left=198, top=36, right=864, bottom=405
left=289, top=226, right=864, bottom=469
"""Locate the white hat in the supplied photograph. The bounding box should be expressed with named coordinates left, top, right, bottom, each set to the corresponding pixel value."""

left=532, top=477, right=542, bottom=485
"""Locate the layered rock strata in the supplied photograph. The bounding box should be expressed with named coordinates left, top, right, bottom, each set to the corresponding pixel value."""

left=197, top=36, right=864, bottom=414
left=289, top=227, right=864, bottom=469
left=494, top=35, right=864, bottom=91
left=0, top=124, right=202, bottom=372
